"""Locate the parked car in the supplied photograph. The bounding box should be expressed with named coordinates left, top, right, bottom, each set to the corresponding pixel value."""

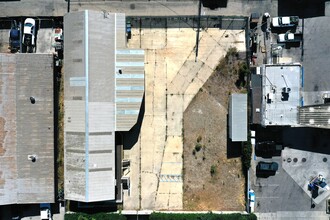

left=23, top=18, right=36, bottom=47
left=126, top=20, right=131, bottom=40
left=255, top=141, right=283, bottom=157
left=9, top=28, right=20, bottom=52
left=248, top=189, right=255, bottom=213
left=40, top=203, right=52, bottom=220
left=256, top=161, right=278, bottom=176
left=278, top=32, right=303, bottom=43
left=271, top=16, right=299, bottom=28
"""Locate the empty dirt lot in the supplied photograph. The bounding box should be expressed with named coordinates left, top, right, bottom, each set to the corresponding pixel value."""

left=183, top=49, right=247, bottom=211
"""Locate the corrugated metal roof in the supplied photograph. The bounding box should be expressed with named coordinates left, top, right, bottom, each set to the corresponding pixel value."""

left=229, top=94, right=247, bottom=142
left=299, top=104, right=330, bottom=128
left=0, top=53, right=54, bottom=205
left=64, top=10, right=144, bottom=202
left=116, top=49, right=145, bottom=131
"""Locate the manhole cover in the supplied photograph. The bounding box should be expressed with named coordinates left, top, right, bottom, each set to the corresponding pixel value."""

left=287, top=158, right=292, bottom=163
left=323, top=158, right=328, bottom=162
left=293, top=158, right=298, bottom=162
left=302, top=158, right=306, bottom=162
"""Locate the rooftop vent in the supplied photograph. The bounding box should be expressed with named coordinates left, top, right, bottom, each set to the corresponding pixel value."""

left=28, top=155, right=37, bottom=162
left=30, top=97, right=35, bottom=104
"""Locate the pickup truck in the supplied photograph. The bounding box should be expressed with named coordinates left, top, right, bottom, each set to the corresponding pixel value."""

left=40, top=203, right=52, bottom=220
left=277, top=32, right=302, bottom=43
left=271, top=16, right=299, bottom=28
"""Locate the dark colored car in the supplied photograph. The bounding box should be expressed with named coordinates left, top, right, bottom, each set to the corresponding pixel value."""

left=255, top=141, right=283, bottom=158
left=9, top=28, right=20, bottom=52
left=256, top=161, right=278, bottom=176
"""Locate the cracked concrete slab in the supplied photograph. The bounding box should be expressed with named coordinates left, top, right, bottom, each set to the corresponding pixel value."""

left=124, top=24, right=245, bottom=210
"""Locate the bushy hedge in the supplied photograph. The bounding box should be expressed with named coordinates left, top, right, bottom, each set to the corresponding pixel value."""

left=242, top=140, right=252, bottom=170
left=64, top=213, right=126, bottom=220
left=149, top=213, right=257, bottom=220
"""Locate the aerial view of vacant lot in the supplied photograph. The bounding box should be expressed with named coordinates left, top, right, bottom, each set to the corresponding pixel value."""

left=123, top=17, right=247, bottom=210
left=183, top=48, right=247, bottom=211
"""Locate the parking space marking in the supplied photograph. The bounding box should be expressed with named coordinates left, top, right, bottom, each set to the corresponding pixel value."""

left=255, top=184, right=280, bottom=187
left=256, top=196, right=280, bottom=199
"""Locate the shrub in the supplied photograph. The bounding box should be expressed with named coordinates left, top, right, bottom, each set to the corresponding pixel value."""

left=149, top=212, right=257, bottom=220
left=197, top=135, right=202, bottom=143
left=210, top=165, right=217, bottom=177
left=195, top=143, right=202, bottom=152
left=242, top=141, right=252, bottom=170
left=65, top=213, right=126, bottom=220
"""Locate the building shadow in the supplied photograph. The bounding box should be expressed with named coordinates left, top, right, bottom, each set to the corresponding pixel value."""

left=226, top=114, right=243, bottom=158
left=68, top=201, right=117, bottom=213
left=278, top=0, right=325, bottom=18
left=226, top=138, right=242, bottom=158
left=201, top=0, right=228, bottom=9
left=282, top=127, right=330, bottom=155
left=127, top=16, right=246, bottom=30
left=121, top=94, right=145, bottom=150
left=256, top=170, right=276, bottom=178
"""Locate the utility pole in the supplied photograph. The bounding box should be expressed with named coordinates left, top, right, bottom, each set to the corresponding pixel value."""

left=67, top=0, right=70, bottom=13
left=195, top=0, right=202, bottom=62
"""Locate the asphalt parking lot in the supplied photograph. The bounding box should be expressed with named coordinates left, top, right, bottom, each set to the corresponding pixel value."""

left=302, top=17, right=330, bottom=105
left=251, top=126, right=330, bottom=216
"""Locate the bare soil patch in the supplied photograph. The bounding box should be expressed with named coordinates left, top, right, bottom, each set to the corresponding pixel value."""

left=183, top=48, right=247, bottom=211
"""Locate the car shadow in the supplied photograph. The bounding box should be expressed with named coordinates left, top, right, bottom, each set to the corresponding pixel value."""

left=256, top=170, right=277, bottom=178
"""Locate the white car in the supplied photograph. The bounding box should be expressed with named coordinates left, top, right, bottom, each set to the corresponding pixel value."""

left=40, top=203, right=52, bottom=220
left=271, top=16, right=299, bottom=28
left=23, top=18, right=36, bottom=46
left=249, top=189, right=255, bottom=213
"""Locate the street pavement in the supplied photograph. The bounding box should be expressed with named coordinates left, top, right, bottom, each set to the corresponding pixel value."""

left=0, top=0, right=278, bottom=17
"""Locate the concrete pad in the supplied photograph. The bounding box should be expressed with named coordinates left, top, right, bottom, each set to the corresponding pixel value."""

left=36, top=28, right=53, bottom=53
left=155, top=182, right=183, bottom=210
left=282, top=148, right=330, bottom=204
left=141, top=172, right=158, bottom=209
left=278, top=57, right=293, bottom=64
left=167, top=95, right=183, bottom=136
left=141, top=29, right=166, bottom=49
left=125, top=26, right=246, bottom=210
left=183, top=94, right=195, bottom=110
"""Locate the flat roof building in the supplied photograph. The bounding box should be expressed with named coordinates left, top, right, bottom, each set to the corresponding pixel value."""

left=261, top=64, right=302, bottom=126
left=0, top=54, right=54, bottom=205
left=64, top=10, right=144, bottom=202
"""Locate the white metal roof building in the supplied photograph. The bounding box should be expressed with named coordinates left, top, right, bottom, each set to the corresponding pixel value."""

left=64, top=10, right=144, bottom=202
left=229, top=94, right=248, bottom=142
left=0, top=54, right=54, bottom=205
